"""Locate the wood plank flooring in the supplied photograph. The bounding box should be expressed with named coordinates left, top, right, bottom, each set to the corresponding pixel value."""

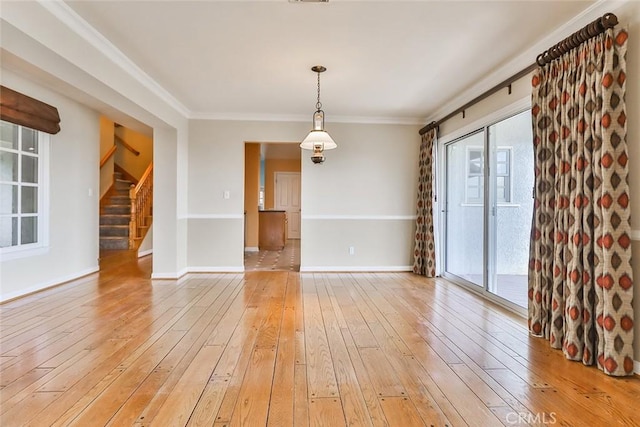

left=1, top=254, right=639, bottom=426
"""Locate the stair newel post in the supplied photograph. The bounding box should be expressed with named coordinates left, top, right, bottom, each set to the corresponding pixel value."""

left=129, top=184, right=137, bottom=249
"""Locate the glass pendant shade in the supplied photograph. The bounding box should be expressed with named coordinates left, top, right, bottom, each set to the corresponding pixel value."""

left=300, top=110, right=336, bottom=150
left=300, top=130, right=337, bottom=150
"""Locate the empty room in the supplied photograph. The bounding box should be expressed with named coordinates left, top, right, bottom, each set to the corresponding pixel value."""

left=1, top=1, right=639, bottom=426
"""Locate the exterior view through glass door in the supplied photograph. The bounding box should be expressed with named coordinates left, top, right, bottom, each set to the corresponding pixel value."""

left=488, top=110, right=534, bottom=308
left=444, top=109, right=533, bottom=309
left=445, top=130, right=484, bottom=287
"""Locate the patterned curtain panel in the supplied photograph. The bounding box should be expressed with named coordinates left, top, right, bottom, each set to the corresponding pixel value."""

left=413, top=128, right=437, bottom=277
left=528, top=28, right=633, bottom=376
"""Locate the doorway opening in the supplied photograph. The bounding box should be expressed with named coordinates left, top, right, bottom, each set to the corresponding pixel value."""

left=98, top=117, right=154, bottom=271
left=244, top=142, right=301, bottom=271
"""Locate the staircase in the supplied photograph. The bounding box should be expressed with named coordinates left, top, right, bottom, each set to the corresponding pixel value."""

left=100, top=172, right=133, bottom=250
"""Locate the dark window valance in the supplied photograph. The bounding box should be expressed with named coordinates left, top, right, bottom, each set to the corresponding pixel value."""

left=0, top=85, right=61, bottom=134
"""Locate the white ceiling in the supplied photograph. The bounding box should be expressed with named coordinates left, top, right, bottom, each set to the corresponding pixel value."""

left=64, top=0, right=596, bottom=124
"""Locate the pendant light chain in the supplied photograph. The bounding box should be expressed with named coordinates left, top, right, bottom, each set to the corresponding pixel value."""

left=316, top=71, right=322, bottom=111
left=300, top=65, right=336, bottom=163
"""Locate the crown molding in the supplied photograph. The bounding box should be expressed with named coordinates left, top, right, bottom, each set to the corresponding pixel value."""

left=421, top=0, right=625, bottom=126
left=189, top=112, right=310, bottom=122
left=328, top=115, right=423, bottom=125
left=38, top=0, right=191, bottom=118
left=189, top=111, right=423, bottom=125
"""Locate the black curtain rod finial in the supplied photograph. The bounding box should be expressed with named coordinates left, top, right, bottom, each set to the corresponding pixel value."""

left=602, top=13, right=618, bottom=28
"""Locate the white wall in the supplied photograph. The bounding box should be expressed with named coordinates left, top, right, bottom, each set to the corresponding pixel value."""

left=152, top=127, right=184, bottom=278
left=0, top=69, right=100, bottom=301
left=187, top=119, right=420, bottom=271
left=301, top=122, right=420, bottom=270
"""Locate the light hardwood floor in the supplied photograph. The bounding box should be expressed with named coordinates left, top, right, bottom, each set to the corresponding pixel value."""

left=1, top=254, right=639, bottom=426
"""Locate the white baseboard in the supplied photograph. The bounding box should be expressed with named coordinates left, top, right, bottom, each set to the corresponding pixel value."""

left=300, top=265, right=412, bottom=273
left=151, top=273, right=179, bottom=279
left=244, top=247, right=259, bottom=252
left=0, top=265, right=99, bottom=302
left=151, top=266, right=188, bottom=280
left=152, top=266, right=245, bottom=279
left=635, top=360, right=640, bottom=376
left=138, top=249, right=153, bottom=258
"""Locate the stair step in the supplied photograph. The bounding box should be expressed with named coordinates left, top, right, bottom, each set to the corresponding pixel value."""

left=100, top=215, right=130, bottom=225
left=100, top=236, right=129, bottom=250
left=104, top=205, right=130, bottom=215
left=115, top=181, right=133, bottom=190
left=109, top=196, right=131, bottom=204
left=100, top=225, right=129, bottom=237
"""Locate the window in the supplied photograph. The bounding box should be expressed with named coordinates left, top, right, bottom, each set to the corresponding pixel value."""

left=466, top=147, right=484, bottom=204
left=259, top=186, right=265, bottom=210
left=495, top=148, right=512, bottom=203
left=465, top=146, right=512, bottom=204
left=0, top=120, right=48, bottom=253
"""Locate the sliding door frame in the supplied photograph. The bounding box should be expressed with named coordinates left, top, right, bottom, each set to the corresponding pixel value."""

left=438, top=97, right=531, bottom=317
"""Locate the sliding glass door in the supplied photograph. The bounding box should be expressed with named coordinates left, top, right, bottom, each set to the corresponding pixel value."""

left=445, top=130, right=484, bottom=287
left=487, top=111, right=534, bottom=307
left=444, top=110, right=533, bottom=308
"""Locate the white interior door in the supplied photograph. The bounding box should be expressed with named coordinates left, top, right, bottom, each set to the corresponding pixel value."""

left=275, top=172, right=301, bottom=239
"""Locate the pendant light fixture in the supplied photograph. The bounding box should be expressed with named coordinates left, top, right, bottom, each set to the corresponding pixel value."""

left=300, top=65, right=336, bottom=164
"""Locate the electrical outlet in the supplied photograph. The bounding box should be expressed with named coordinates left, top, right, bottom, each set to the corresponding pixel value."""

left=349, top=246, right=355, bottom=255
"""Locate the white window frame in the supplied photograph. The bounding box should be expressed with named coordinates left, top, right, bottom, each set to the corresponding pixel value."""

left=465, top=146, right=484, bottom=204
left=495, top=146, right=513, bottom=204
left=465, top=146, right=514, bottom=205
left=0, top=121, right=50, bottom=260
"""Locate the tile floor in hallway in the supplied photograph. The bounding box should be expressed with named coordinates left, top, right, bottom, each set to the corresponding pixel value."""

left=244, top=239, right=300, bottom=272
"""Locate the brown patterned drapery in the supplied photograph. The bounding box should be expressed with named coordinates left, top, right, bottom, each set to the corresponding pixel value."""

left=528, top=27, right=634, bottom=376
left=413, top=128, right=437, bottom=277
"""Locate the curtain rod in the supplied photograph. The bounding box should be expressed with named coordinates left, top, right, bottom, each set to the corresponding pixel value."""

left=419, top=12, right=618, bottom=136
